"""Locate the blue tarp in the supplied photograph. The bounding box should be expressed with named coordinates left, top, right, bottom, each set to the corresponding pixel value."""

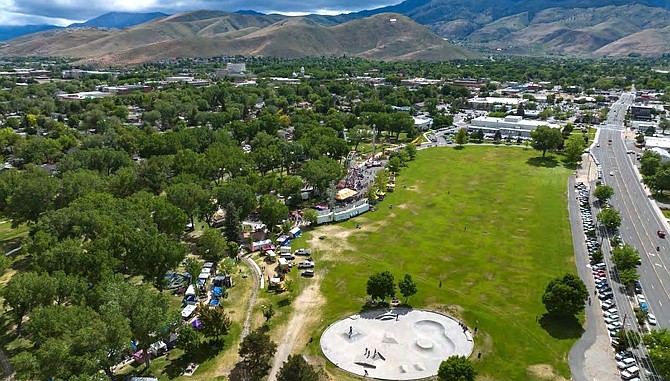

left=213, top=286, right=222, bottom=297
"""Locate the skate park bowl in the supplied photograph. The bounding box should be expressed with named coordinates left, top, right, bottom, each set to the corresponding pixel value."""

left=320, top=308, right=474, bottom=380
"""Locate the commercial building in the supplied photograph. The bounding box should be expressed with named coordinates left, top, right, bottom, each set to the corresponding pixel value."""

left=468, top=97, right=525, bottom=111
left=101, top=85, right=151, bottom=95
left=469, top=115, right=560, bottom=137
left=631, top=105, right=653, bottom=121
left=644, top=137, right=670, bottom=151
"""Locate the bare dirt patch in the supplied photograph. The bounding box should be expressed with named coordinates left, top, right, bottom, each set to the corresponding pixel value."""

left=527, top=364, right=569, bottom=381
left=267, top=279, right=326, bottom=381
left=306, top=220, right=387, bottom=261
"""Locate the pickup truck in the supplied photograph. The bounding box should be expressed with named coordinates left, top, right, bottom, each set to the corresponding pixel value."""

left=294, top=248, right=312, bottom=256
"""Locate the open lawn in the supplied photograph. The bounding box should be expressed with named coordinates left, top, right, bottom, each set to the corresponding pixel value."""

left=302, top=146, right=577, bottom=380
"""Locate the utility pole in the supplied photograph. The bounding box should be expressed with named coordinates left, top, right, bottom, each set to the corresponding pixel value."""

left=372, top=124, right=377, bottom=158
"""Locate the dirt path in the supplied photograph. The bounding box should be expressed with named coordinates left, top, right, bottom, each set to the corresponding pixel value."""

left=267, top=280, right=325, bottom=381
left=240, top=255, right=262, bottom=339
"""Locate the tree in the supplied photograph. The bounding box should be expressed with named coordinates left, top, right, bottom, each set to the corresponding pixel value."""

left=239, top=328, right=278, bottom=381
left=185, top=258, right=202, bottom=290
left=262, top=304, right=275, bottom=322
left=387, top=155, right=404, bottom=173
left=597, top=208, right=622, bottom=231
left=493, top=130, right=502, bottom=142
left=398, top=274, right=418, bottom=303
left=644, top=328, right=670, bottom=379
left=593, top=184, right=614, bottom=203
left=216, top=179, right=257, bottom=220
left=303, top=209, right=317, bottom=225
left=349, top=125, right=370, bottom=151
left=563, top=135, right=585, bottom=165
left=198, top=227, right=229, bottom=261
left=276, top=354, right=319, bottom=381
left=437, top=355, right=476, bottom=381
left=530, top=125, right=563, bottom=157
left=176, top=324, right=202, bottom=356
left=127, top=288, right=174, bottom=368
left=199, top=306, right=232, bottom=341
left=405, top=143, right=417, bottom=161
left=259, top=195, right=289, bottom=232
left=640, top=150, right=662, bottom=177
left=616, top=329, right=641, bottom=352
left=619, top=268, right=640, bottom=290
left=300, top=157, right=344, bottom=195
left=455, top=128, right=468, bottom=147
left=612, top=244, right=641, bottom=271
left=166, top=182, right=210, bottom=230
left=223, top=201, right=243, bottom=244
left=653, top=167, right=670, bottom=194
left=366, top=271, right=396, bottom=302
left=516, top=103, right=525, bottom=117
left=591, top=248, right=604, bottom=264
left=3, top=271, right=56, bottom=333
left=542, top=273, right=588, bottom=316
left=5, top=167, right=60, bottom=225
left=661, top=117, right=670, bottom=135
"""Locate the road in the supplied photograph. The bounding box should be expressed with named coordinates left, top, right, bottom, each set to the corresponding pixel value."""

left=591, top=91, right=668, bottom=379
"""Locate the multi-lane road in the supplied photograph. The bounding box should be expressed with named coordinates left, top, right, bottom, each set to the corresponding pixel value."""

left=588, top=91, right=670, bottom=379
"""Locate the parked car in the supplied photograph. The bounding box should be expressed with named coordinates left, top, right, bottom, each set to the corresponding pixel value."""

left=648, top=313, right=657, bottom=325
left=658, top=230, right=666, bottom=238
left=295, top=248, right=312, bottom=256
left=301, top=270, right=315, bottom=277
left=298, top=261, right=315, bottom=269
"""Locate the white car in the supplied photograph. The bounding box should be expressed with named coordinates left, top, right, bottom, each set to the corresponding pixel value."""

left=637, top=295, right=646, bottom=304
left=648, top=313, right=657, bottom=325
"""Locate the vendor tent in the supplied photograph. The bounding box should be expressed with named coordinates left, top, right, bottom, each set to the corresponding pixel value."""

left=335, top=188, right=358, bottom=201
left=181, top=304, right=196, bottom=319
left=289, top=226, right=302, bottom=238
left=185, top=285, right=195, bottom=296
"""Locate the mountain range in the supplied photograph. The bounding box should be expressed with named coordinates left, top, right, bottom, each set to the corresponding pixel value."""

left=0, top=0, right=670, bottom=61
left=0, top=12, right=168, bottom=41
left=0, top=12, right=475, bottom=63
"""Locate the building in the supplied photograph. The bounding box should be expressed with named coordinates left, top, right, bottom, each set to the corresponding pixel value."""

left=101, top=85, right=151, bottom=95
left=644, top=137, right=670, bottom=151
left=469, top=115, right=560, bottom=138
left=468, top=97, right=524, bottom=111
left=62, top=69, right=118, bottom=79
left=631, top=105, right=653, bottom=121
left=413, top=115, right=433, bottom=130
left=649, top=147, right=670, bottom=162
left=215, top=63, right=247, bottom=77
left=56, top=91, right=112, bottom=100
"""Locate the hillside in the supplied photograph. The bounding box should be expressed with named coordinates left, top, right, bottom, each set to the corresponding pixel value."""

left=340, top=0, right=670, bottom=55
left=0, top=12, right=475, bottom=63
left=68, top=12, right=168, bottom=29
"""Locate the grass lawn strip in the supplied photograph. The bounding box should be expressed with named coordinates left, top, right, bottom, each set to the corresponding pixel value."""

left=299, top=146, right=577, bottom=380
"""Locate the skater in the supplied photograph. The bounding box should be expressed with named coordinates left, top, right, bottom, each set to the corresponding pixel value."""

left=374, top=349, right=377, bottom=357
left=364, top=369, right=369, bottom=377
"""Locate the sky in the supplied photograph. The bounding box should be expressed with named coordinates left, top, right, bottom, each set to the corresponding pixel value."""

left=0, top=0, right=402, bottom=26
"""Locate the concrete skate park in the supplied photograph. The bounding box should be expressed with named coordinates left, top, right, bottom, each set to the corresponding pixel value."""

left=320, top=309, right=474, bottom=380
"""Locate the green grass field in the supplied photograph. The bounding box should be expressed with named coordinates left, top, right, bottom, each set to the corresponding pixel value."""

left=305, top=146, right=578, bottom=380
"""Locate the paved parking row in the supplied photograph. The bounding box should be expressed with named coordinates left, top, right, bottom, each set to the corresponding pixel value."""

left=576, top=181, right=642, bottom=381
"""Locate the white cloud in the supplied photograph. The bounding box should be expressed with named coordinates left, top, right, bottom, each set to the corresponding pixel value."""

left=0, top=0, right=403, bottom=25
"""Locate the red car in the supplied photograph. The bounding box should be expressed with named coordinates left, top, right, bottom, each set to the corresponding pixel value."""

left=658, top=230, right=666, bottom=238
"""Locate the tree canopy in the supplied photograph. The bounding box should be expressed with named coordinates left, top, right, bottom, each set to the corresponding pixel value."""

left=530, top=125, right=563, bottom=157
left=542, top=273, right=588, bottom=316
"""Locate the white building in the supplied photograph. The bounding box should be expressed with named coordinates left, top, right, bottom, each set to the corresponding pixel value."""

left=645, top=137, right=670, bottom=151
left=649, top=147, right=670, bottom=162
left=469, top=115, right=560, bottom=137
left=413, top=115, right=433, bottom=130
left=468, top=97, right=524, bottom=111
